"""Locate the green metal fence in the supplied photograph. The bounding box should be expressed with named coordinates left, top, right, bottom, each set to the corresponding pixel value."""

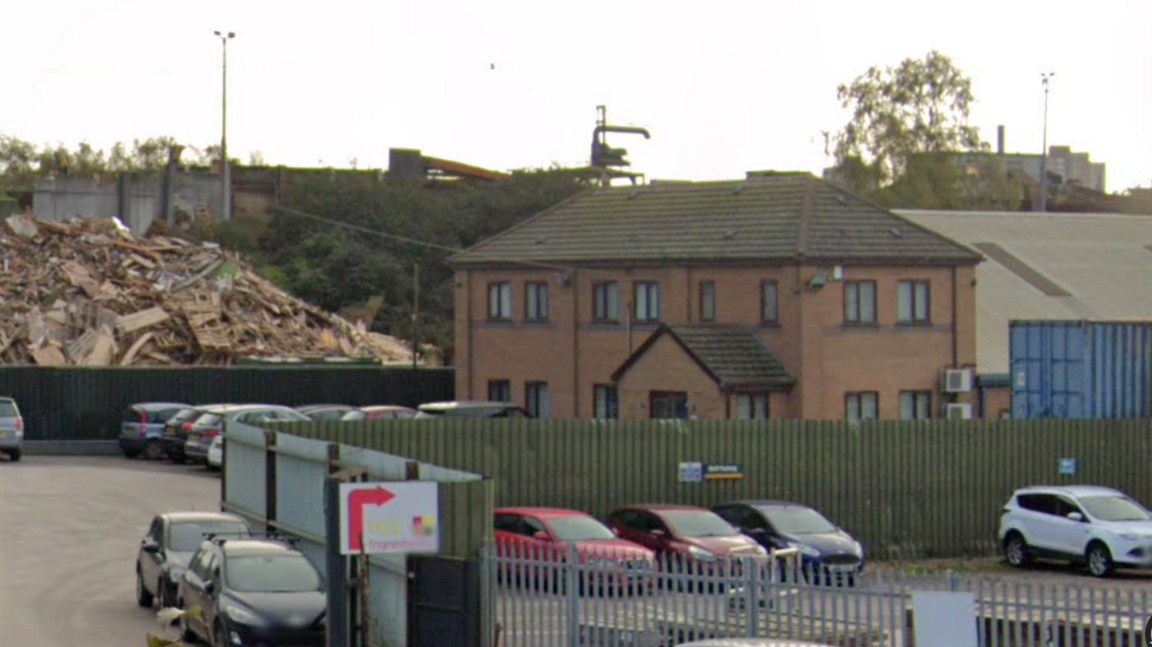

left=275, top=418, right=1152, bottom=560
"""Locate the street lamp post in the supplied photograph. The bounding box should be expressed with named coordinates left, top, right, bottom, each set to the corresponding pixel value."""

left=214, top=30, right=235, bottom=222
left=1039, top=72, right=1054, bottom=212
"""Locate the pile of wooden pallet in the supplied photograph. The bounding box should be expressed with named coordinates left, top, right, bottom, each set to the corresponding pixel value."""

left=0, top=214, right=416, bottom=366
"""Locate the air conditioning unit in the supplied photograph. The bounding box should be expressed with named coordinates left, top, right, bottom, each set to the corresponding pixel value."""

left=942, top=368, right=973, bottom=393
left=945, top=403, right=973, bottom=420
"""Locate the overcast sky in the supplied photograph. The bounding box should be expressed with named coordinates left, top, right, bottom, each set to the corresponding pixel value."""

left=4, top=0, right=1149, bottom=192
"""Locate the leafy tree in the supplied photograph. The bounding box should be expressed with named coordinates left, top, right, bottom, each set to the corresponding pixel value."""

left=827, top=50, right=1022, bottom=210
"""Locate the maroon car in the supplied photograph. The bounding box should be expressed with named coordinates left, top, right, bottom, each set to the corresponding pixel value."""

left=607, top=504, right=768, bottom=576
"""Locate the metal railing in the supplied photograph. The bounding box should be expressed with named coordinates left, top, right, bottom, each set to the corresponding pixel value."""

left=481, top=544, right=1151, bottom=647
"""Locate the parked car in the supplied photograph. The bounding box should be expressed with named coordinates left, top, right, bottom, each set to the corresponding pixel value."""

left=414, top=401, right=530, bottom=418
left=713, top=500, right=864, bottom=584
left=177, top=536, right=326, bottom=647
left=494, top=507, right=657, bottom=592
left=0, top=396, right=24, bottom=462
left=207, top=435, right=223, bottom=471
left=118, top=402, right=190, bottom=460
left=999, top=485, right=1152, bottom=578
left=136, top=511, right=251, bottom=610
left=341, top=405, right=418, bottom=421
left=162, top=404, right=233, bottom=463
left=295, top=404, right=357, bottom=421
left=606, top=504, right=768, bottom=575
left=184, top=405, right=311, bottom=465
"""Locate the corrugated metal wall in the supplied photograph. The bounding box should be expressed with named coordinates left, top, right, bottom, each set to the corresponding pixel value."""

left=0, top=366, right=453, bottom=441
left=1011, top=320, right=1152, bottom=419
left=279, top=418, right=1152, bottom=560
left=223, top=422, right=491, bottom=647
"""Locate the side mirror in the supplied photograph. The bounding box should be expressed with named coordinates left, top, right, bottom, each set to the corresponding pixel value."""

left=142, top=543, right=161, bottom=554
left=204, top=582, right=216, bottom=595
left=533, top=531, right=550, bottom=542
left=1067, top=512, right=1085, bottom=522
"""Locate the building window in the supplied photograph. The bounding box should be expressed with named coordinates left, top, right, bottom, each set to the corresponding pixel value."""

left=845, top=392, right=879, bottom=421
left=593, top=282, right=619, bottom=322
left=844, top=281, right=877, bottom=325
left=900, top=391, right=931, bottom=420
left=593, top=384, right=618, bottom=419
left=488, top=282, right=512, bottom=321
left=525, top=281, right=549, bottom=322
left=761, top=281, right=778, bottom=323
left=699, top=281, right=716, bottom=322
left=650, top=391, right=688, bottom=419
left=897, top=280, right=930, bottom=324
left=525, top=382, right=551, bottom=418
left=488, top=380, right=511, bottom=403
left=735, top=393, right=769, bottom=419
left=634, top=282, right=660, bottom=322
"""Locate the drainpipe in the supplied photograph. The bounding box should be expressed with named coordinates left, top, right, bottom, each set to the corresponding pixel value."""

left=572, top=271, right=580, bottom=417
left=949, top=266, right=959, bottom=410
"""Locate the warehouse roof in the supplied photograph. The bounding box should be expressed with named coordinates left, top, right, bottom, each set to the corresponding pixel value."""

left=897, top=209, right=1152, bottom=374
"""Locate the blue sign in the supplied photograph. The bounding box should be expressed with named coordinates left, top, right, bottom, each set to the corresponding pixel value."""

left=1059, top=458, right=1077, bottom=476
left=679, top=462, right=703, bottom=483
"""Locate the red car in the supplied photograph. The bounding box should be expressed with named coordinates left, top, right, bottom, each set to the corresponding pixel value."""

left=494, top=507, right=657, bottom=592
left=607, top=504, right=769, bottom=576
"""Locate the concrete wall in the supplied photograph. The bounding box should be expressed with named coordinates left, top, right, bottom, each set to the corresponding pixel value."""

left=33, top=172, right=221, bottom=235
left=455, top=262, right=978, bottom=420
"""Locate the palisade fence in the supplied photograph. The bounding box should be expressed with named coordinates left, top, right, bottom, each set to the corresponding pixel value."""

left=274, top=418, right=1152, bottom=559
left=482, top=544, right=1150, bottom=647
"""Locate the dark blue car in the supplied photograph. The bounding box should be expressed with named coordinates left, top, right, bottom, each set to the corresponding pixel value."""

left=713, top=500, right=864, bottom=585
left=119, top=402, right=191, bottom=460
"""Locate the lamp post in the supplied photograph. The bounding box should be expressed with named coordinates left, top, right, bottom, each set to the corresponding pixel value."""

left=1039, top=72, right=1054, bottom=212
left=214, top=30, right=235, bottom=222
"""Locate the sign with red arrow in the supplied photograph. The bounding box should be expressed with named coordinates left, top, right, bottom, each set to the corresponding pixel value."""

left=338, top=482, right=439, bottom=555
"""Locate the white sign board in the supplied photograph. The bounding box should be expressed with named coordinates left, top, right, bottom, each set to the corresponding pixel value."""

left=679, top=462, right=703, bottom=482
left=912, top=591, right=978, bottom=647
left=338, top=482, right=439, bottom=555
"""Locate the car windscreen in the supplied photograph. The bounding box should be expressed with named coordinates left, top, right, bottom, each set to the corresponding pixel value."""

left=342, top=411, right=367, bottom=421
left=226, top=554, right=323, bottom=593
left=169, top=409, right=199, bottom=424
left=0, top=401, right=18, bottom=418
left=758, top=506, right=838, bottom=535
left=660, top=511, right=739, bottom=538
left=193, top=413, right=224, bottom=427
left=169, top=521, right=250, bottom=551
left=546, top=516, right=616, bottom=542
left=1079, top=495, right=1152, bottom=522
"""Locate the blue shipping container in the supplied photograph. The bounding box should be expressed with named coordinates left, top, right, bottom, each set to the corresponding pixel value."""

left=1010, top=320, right=1152, bottom=419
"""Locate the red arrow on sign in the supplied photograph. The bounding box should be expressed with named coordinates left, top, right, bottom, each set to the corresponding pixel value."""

left=348, top=486, right=396, bottom=553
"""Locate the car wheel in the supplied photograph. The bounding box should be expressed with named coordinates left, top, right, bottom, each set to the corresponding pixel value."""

left=7, top=449, right=20, bottom=462
left=143, top=440, right=164, bottom=461
left=1086, top=542, right=1114, bottom=578
left=136, top=570, right=154, bottom=608
left=1003, top=532, right=1030, bottom=568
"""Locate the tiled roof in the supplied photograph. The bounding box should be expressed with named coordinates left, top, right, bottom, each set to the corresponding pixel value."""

left=451, top=172, right=981, bottom=267
left=612, top=324, right=795, bottom=390
left=897, top=209, right=1152, bottom=375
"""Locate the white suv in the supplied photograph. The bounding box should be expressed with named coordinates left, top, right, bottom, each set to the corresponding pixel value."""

left=998, top=485, right=1152, bottom=577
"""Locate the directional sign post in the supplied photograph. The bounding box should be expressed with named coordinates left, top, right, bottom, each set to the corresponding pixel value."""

left=339, top=481, right=439, bottom=555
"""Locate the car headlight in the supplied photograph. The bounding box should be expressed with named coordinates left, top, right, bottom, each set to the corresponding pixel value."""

left=225, top=603, right=266, bottom=627
left=789, top=542, right=821, bottom=557
left=688, top=546, right=718, bottom=562
left=852, top=540, right=865, bottom=556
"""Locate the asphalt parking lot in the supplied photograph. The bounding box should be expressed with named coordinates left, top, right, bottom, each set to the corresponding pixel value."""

left=0, top=455, right=220, bottom=647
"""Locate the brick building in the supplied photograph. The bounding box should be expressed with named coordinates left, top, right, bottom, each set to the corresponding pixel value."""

left=449, top=171, right=984, bottom=420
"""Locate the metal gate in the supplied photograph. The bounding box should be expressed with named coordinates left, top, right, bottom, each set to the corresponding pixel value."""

left=407, top=556, right=483, bottom=647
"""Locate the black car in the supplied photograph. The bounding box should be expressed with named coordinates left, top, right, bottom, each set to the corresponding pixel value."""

left=162, top=404, right=232, bottom=463
left=136, top=512, right=251, bottom=609
left=712, top=500, right=865, bottom=585
left=178, top=536, right=326, bottom=647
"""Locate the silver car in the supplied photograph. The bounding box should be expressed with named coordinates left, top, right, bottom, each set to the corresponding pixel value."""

left=184, top=405, right=311, bottom=465
left=0, top=397, right=25, bottom=462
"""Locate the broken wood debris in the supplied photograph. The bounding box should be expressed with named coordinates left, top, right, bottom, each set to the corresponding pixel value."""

left=0, top=214, right=420, bottom=366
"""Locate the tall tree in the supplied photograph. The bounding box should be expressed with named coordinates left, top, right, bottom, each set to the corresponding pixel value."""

left=831, top=50, right=993, bottom=206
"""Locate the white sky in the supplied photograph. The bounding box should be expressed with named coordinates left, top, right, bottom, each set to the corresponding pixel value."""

left=4, top=0, right=1150, bottom=192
